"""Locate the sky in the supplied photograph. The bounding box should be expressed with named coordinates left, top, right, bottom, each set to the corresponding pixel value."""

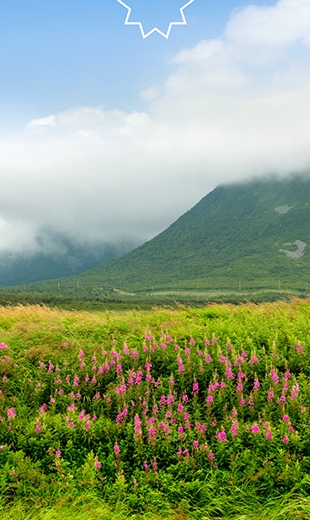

left=1, top=0, right=310, bottom=254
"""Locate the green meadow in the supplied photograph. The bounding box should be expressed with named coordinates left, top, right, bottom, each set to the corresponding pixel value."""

left=1, top=300, right=310, bottom=519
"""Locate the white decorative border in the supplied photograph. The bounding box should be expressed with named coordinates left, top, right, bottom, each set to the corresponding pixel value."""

left=117, top=0, right=194, bottom=39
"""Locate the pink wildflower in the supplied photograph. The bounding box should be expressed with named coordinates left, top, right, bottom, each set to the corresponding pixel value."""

left=250, top=356, right=259, bottom=364
left=39, top=404, right=47, bottom=414
left=231, top=421, right=238, bottom=437
left=192, top=382, right=199, bottom=394
left=294, top=344, right=303, bottom=354
left=216, top=430, right=227, bottom=442
left=251, top=424, right=260, bottom=435
left=253, top=378, right=260, bottom=390
left=7, top=408, right=16, bottom=419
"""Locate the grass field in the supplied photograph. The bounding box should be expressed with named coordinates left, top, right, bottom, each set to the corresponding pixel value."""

left=1, top=300, right=310, bottom=518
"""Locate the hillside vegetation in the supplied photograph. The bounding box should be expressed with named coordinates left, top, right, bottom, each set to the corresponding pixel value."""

left=2, top=175, right=310, bottom=300
left=1, top=300, right=310, bottom=518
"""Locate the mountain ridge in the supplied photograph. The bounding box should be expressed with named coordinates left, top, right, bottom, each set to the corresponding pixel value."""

left=2, top=174, right=310, bottom=296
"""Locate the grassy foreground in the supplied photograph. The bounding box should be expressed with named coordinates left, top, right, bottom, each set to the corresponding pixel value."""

left=1, top=301, right=310, bottom=518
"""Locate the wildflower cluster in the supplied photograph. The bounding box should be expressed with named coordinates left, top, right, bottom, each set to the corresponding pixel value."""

left=1, top=311, right=310, bottom=497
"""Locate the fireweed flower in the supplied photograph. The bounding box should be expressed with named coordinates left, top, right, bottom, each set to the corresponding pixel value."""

left=167, top=395, right=174, bottom=407
left=294, top=344, right=303, bottom=354
left=134, top=415, right=142, bottom=439
left=225, top=369, right=234, bottom=379
left=7, top=408, right=16, bottom=419
left=216, top=430, right=227, bottom=442
left=267, top=391, right=274, bottom=401
left=266, top=430, right=273, bottom=440
left=250, top=356, right=259, bottom=364
left=282, top=415, right=290, bottom=422
left=270, top=369, right=279, bottom=384
left=231, top=421, right=238, bottom=437
left=164, top=425, right=170, bottom=436
left=252, top=424, right=260, bottom=435
left=283, top=437, right=289, bottom=443
left=114, top=444, right=120, bottom=454
left=148, top=427, right=156, bottom=438
left=39, top=404, right=47, bottom=414
left=94, top=460, right=101, bottom=469
left=253, top=378, right=260, bottom=390
left=291, top=384, right=299, bottom=399
left=192, top=382, right=199, bottom=394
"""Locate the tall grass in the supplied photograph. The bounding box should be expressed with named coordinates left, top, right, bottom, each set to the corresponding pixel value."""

left=1, top=300, right=310, bottom=518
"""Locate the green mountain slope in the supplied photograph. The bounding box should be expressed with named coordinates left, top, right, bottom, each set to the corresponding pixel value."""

left=3, top=174, right=310, bottom=295
left=76, top=174, right=310, bottom=292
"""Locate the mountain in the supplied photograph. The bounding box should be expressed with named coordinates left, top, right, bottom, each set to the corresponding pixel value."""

left=0, top=230, right=139, bottom=287
left=2, top=174, right=310, bottom=296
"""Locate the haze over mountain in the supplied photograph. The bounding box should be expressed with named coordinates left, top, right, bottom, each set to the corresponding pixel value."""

left=3, top=174, right=310, bottom=296
left=0, top=230, right=139, bottom=287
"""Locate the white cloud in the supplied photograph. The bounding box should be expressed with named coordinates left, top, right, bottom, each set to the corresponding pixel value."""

left=226, top=0, right=310, bottom=48
left=26, top=115, right=56, bottom=130
left=0, top=0, right=310, bottom=254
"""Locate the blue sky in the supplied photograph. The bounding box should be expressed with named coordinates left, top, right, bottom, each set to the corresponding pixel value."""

left=0, top=0, right=277, bottom=128
left=0, top=0, right=310, bottom=255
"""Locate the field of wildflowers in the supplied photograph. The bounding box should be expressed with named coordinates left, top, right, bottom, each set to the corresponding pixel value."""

left=1, top=301, right=310, bottom=519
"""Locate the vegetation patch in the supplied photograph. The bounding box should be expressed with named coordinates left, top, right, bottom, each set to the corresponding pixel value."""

left=1, top=300, right=310, bottom=518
